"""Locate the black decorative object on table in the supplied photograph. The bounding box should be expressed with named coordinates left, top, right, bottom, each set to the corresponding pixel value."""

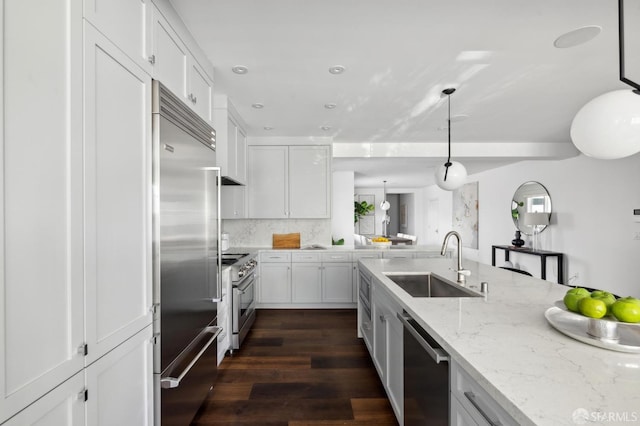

left=511, top=230, right=525, bottom=247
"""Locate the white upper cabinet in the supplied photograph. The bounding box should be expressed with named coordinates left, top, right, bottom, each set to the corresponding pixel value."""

left=151, top=6, right=213, bottom=123
left=188, top=57, right=213, bottom=122
left=152, top=7, right=188, bottom=100
left=83, top=23, right=153, bottom=366
left=289, top=145, right=331, bottom=218
left=0, top=1, right=85, bottom=422
left=83, top=0, right=153, bottom=74
left=248, top=146, right=289, bottom=218
left=221, top=186, right=247, bottom=219
left=248, top=145, right=331, bottom=219
left=214, top=95, right=248, bottom=185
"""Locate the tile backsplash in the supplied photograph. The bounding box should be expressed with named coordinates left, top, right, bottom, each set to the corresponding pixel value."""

left=222, top=219, right=332, bottom=247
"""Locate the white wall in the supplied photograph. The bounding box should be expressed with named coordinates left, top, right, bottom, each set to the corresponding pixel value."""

left=332, top=171, right=355, bottom=246
left=427, top=153, right=640, bottom=297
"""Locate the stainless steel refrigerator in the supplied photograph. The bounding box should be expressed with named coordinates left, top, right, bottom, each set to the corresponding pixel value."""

left=151, top=81, right=222, bottom=425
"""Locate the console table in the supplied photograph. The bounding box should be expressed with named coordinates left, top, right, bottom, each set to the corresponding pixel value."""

left=491, top=245, right=564, bottom=284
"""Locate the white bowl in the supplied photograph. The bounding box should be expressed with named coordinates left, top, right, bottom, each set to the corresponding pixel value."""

left=371, top=241, right=392, bottom=249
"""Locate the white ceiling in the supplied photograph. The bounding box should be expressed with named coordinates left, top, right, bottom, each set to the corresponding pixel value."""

left=169, top=0, right=628, bottom=188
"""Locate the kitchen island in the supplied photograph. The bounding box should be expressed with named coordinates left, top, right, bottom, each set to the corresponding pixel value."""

left=358, top=257, right=640, bottom=426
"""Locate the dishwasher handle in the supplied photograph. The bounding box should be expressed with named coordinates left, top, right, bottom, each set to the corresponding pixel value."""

left=397, top=313, right=449, bottom=364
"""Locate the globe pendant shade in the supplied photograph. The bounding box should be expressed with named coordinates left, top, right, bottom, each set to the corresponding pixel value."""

left=435, top=161, right=467, bottom=191
left=570, top=90, right=640, bottom=160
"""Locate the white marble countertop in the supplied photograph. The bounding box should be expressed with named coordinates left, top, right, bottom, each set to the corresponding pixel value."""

left=240, top=245, right=446, bottom=252
left=359, top=257, right=640, bottom=426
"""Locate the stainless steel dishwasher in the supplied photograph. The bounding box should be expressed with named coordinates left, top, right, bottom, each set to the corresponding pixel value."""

left=397, top=311, right=449, bottom=426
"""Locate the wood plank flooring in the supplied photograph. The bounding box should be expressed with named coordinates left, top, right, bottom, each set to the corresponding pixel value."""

left=192, top=309, right=398, bottom=426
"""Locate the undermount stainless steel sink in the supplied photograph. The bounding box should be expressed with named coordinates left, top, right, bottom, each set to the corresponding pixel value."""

left=383, top=273, right=482, bottom=298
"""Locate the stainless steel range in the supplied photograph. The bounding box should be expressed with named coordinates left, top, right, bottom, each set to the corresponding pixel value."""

left=221, top=253, right=257, bottom=350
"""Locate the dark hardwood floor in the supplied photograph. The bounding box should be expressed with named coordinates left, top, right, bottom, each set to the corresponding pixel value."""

left=192, top=309, right=398, bottom=426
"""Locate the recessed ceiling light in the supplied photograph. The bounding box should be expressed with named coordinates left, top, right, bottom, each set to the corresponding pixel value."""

left=554, top=26, right=602, bottom=48
left=263, top=126, right=273, bottom=131
left=328, top=65, right=346, bottom=75
left=450, top=114, right=469, bottom=122
left=232, top=65, right=248, bottom=74
left=252, top=103, right=264, bottom=109
left=324, top=103, right=337, bottom=109
left=320, top=126, right=332, bottom=131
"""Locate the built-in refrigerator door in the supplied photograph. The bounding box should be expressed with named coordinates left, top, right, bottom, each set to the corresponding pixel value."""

left=152, top=81, right=221, bottom=374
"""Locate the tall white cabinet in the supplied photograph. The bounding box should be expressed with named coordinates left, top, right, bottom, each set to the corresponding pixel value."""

left=1, top=0, right=214, bottom=424
left=0, top=0, right=85, bottom=421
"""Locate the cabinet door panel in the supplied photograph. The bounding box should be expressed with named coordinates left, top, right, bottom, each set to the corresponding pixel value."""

left=85, top=326, right=154, bottom=425
left=386, top=312, right=404, bottom=421
left=188, top=59, right=213, bottom=122
left=292, top=264, right=322, bottom=303
left=84, top=25, right=153, bottom=365
left=322, top=263, right=353, bottom=303
left=289, top=146, right=330, bottom=218
left=259, top=264, right=291, bottom=303
left=248, top=146, right=288, bottom=218
left=152, top=8, right=187, bottom=99
left=0, top=1, right=85, bottom=421
left=3, top=372, right=85, bottom=426
left=83, top=0, right=152, bottom=74
left=236, top=128, right=247, bottom=184
left=226, top=116, right=238, bottom=178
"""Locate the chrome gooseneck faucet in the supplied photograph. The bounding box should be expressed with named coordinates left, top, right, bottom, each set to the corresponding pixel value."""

left=441, top=231, right=471, bottom=284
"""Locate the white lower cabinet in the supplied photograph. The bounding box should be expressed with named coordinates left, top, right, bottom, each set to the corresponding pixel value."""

left=259, top=252, right=292, bottom=304
left=217, top=268, right=232, bottom=365
left=4, top=326, right=153, bottom=426
left=292, top=263, right=323, bottom=302
left=451, top=395, right=480, bottom=426
left=85, top=326, right=154, bottom=425
left=2, top=372, right=85, bottom=426
left=322, top=263, right=353, bottom=303
left=371, top=285, right=403, bottom=423
left=450, top=360, right=516, bottom=426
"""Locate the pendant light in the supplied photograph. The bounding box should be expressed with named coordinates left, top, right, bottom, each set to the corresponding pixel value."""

left=380, top=180, right=390, bottom=236
left=570, top=89, right=640, bottom=159
left=435, top=88, right=467, bottom=191
left=380, top=180, right=390, bottom=211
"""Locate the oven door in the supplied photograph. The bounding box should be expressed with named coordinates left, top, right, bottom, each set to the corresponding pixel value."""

left=232, top=272, right=256, bottom=349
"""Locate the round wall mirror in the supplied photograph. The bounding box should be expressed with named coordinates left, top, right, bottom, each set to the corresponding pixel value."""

left=511, top=181, right=552, bottom=236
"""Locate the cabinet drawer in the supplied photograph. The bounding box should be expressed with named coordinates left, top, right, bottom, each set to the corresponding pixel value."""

left=451, top=361, right=516, bottom=426
left=414, top=251, right=443, bottom=259
left=352, top=251, right=383, bottom=260
left=382, top=251, right=414, bottom=259
left=321, top=252, right=352, bottom=263
left=260, top=251, right=291, bottom=262
left=292, top=252, right=322, bottom=262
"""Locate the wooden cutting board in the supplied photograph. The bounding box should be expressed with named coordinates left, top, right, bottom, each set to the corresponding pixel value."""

left=272, top=233, right=301, bottom=249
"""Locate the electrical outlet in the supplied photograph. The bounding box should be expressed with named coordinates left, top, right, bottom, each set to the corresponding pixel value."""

left=634, top=232, right=640, bottom=241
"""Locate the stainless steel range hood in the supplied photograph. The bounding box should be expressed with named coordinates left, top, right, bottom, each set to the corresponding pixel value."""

left=221, top=176, right=243, bottom=185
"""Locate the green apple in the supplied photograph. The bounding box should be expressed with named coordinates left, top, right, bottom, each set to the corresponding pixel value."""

left=563, top=288, right=591, bottom=312
left=578, top=297, right=607, bottom=319
left=590, top=290, right=617, bottom=314
left=611, top=297, right=640, bottom=323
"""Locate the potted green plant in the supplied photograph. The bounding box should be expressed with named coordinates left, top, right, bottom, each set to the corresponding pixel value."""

left=354, top=200, right=375, bottom=223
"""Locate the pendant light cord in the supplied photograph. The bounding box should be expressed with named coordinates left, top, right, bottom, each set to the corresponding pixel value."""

left=444, top=91, right=453, bottom=181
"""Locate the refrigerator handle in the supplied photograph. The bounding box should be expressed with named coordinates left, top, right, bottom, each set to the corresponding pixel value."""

left=210, top=270, right=222, bottom=302
left=160, top=326, right=222, bottom=389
